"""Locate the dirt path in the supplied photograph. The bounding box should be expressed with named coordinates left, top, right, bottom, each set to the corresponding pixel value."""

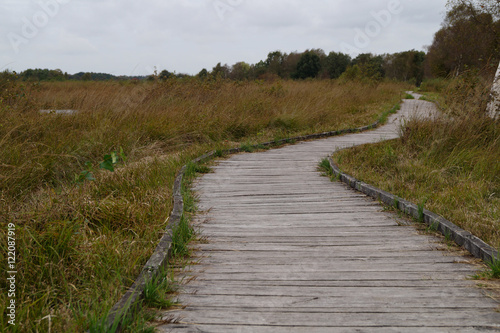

left=158, top=94, right=500, bottom=332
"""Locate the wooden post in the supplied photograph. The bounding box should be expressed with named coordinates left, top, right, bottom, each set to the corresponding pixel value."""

left=487, top=61, right=500, bottom=119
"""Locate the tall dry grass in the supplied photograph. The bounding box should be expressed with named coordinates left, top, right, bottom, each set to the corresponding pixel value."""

left=0, top=77, right=408, bottom=332
left=333, top=72, right=499, bottom=249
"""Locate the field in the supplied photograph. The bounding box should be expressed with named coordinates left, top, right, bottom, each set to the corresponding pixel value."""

left=0, top=77, right=408, bottom=332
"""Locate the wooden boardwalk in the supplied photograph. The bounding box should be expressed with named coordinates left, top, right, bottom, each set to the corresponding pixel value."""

left=158, top=96, right=500, bottom=332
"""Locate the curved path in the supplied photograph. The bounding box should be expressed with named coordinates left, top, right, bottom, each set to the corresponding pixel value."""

left=159, top=95, right=499, bottom=332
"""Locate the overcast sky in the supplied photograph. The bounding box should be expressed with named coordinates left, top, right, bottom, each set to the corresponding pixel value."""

left=1, top=0, right=448, bottom=76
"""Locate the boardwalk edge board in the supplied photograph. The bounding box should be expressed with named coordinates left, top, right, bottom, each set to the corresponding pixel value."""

left=103, top=117, right=384, bottom=330
left=326, top=156, right=500, bottom=264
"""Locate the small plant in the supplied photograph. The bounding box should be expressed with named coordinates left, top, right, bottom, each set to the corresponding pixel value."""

left=486, top=256, right=500, bottom=279
left=417, top=203, right=425, bottom=222
left=185, top=161, right=211, bottom=178
left=75, top=148, right=126, bottom=183
left=444, top=229, right=453, bottom=242
left=171, top=215, right=193, bottom=258
left=101, top=148, right=127, bottom=171
left=143, top=268, right=177, bottom=309
left=378, top=103, right=400, bottom=124
left=393, top=197, right=400, bottom=210
left=427, top=222, right=439, bottom=232
left=88, top=311, right=120, bottom=333
left=473, top=255, right=500, bottom=280
left=183, top=161, right=210, bottom=213
left=88, top=304, right=155, bottom=333
left=319, top=158, right=333, bottom=174
left=319, top=158, right=338, bottom=181
left=240, top=142, right=255, bottom=153
left=404, top=93, right=415, bottom=99
left=75, top=161, right=96, bottom=183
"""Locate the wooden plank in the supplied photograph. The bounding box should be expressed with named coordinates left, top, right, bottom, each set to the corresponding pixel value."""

left=177, top=271, right=475, bottom=281
left=160, top=308, right=500, bottom=326
left=178, top=285, right=486, bottom=298
left=191, top=241, right=452, bottom=251
left=189, top=255, right=473, bottom=265
left=177, top=279, right=475, bottom=289
left=160, top=325, right=497, bottom=333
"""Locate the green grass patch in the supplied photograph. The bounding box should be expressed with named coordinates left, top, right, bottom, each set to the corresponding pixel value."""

left=319, top=158, right=333, bottom=174
left=378, top=103, right=401, bottom=124
left=486, top=257, right=500, bottom=279
left=473, top=256, right=500, bottom=280
left=143, top=268, right=177, bottom=309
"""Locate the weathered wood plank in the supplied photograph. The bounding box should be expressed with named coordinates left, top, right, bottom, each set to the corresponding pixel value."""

left=160, top=308, right=500, bottom=326
left=179, top=285, right=486, bottom=298
left=177, top=279, right=475, bottom=289
left=189, top=243, right=445, bottom=252
left=177, top=271, right=475, bottom=282
left=160, top=325, right=498, bottom=333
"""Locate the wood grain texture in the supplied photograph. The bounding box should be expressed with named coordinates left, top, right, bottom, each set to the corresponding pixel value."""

left=157, top=96, right=500, bottom=332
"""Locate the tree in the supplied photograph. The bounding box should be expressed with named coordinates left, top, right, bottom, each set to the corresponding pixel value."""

left=383, top=50, right=425, bottom=85
left=211, top=63, right=229, bottom=79
left=81, top=72, right=92, bottom=81
left=281, top=52, right=302, bottom=79
left=353, top=53, right=385, bottom=78
left=325, top=52, right=351, bottom=79
left=426, top=2, right=500, bottom=77
left=159, top=70, right=173, bottom=80
left=197, top=68, right=208, bottom=79
left=20, top=68, right=65, bottom=81
left=229, top=62, right=250, bottom=80
left=293, top=51, right=322, bottom=79
left=265, top=51, right=286, bottom=77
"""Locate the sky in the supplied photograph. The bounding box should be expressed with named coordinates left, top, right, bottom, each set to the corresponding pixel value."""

left=0, top=0, right=449, bottom=76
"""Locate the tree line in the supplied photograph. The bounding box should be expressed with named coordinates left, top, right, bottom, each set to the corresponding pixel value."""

left=14, top=50, right=426, bottom=85
left=195, top=49, right=425, bottom=84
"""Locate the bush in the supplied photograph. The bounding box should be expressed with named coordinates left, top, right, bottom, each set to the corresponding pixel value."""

left=419, top=78, right=449, bottom=92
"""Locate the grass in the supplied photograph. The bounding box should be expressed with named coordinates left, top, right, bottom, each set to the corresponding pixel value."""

left=332, top=73, right=500, bottom=251
left=378, top=103, right=400, bottom=124
left=427, top=222, right=440, bottom=233
left=473, top=256, right=500, bottom=280
left=88, top=305, right=157, bottom=333
left=0, top=76, right=409, bottom=331
left=419, top=77, right=449, bottom=93
left=318, top=158, right=337, bottom=181
left=143, top=268, right=177, bottom=309
left=487, top=257, right=500, bottom=279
